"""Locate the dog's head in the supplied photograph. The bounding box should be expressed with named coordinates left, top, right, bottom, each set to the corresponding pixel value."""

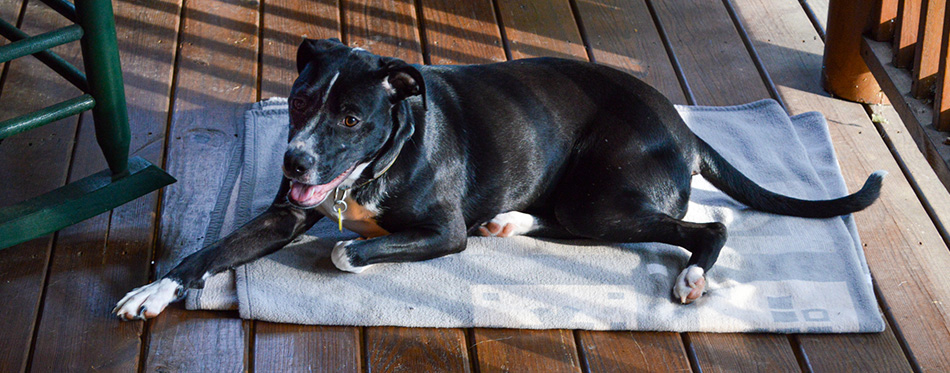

left=283, top=38, right=424, bottom=208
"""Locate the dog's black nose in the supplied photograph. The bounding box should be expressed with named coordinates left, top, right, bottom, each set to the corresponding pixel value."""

left=284, top=149, right=316, bottom=177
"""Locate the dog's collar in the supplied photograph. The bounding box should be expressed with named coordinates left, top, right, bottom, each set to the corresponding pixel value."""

left=351, top=151, right=399, bottom=189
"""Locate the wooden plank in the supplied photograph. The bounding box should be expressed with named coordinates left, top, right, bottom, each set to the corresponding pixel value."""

left=473, top=329, right=581, bottom=372
left=797, top=317, right=911, bottom=371
left=893, top=0, right=922, bottom=68
left=866, top=104, right=950, bottom=248
left=803, top=0, right=829, bottom=36
left=650, top=1, right=801, bottom=370
left=260, top=0, right=340, bottom=99
left=862, top=37, right=950, bottom=194
left=576, top=331, right=691, bottom=372
left=0, top=0, right=82, bottom=370
left=935, top=0, right=950, bottom=131
left=689, top=334, right=798, bottom=372
left=574, top=0, right=687, bottom=104
left=420, top=0, right=506, bottom=65
left=255, top=323, right=361, bottom=371
left=343, top=0, right=423, bottom=64
left=345, top=0, right=472, bottom=368
left=26, top=0, right=181, bottom=370
left=871, top=0, right=900, bottom=41
left=569, top=1, right=692, bottom=370
left=910, top=0, right=945, bottom=97
left=733, top=0, right=950, bottom=370
left=650, top=0, right=770, bottom=106
left=143, top=0, right=260, bottom=370
left=254, top=1, right=365, bottom=370
left=479, top=1, right=588, bottom=370
left=495, top=0, right=586, bottom=61
left=365, top=327, right=470, bottom=371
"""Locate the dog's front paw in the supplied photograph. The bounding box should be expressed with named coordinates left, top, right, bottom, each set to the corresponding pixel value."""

left=332, top=240, right=372, bottom=273
left=113, top=279, right=184, bottom=320
left=673, top=265, right=706, bottom=304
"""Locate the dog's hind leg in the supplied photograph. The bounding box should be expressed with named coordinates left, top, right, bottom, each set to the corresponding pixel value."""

left=553, top=140, right=725, bottom=303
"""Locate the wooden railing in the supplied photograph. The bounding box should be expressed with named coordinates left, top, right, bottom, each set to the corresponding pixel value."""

left=845, top=0, right=950, bottom=131
left=824, top=0, right=950, bottom=189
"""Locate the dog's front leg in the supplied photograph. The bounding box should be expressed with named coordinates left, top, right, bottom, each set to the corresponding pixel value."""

left=113, top=204, right=322, bottom=320
left=331, top=220, right=467, bottom=273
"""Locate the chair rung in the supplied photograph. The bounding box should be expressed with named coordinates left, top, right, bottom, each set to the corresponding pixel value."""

left=0, top=22, right=83, bottom=64
left=0, top=18, right=87, bottom=91
left=0, top=94, right=94, bottom=140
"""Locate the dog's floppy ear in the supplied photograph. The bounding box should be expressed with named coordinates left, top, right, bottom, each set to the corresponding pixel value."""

left=296, top=38, right=343, bottom=73
left=382, top=58, right=427, bottom=111
left=366, top=103, right=415, bottom=180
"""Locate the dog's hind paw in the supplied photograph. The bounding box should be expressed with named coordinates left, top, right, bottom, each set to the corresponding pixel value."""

left=478, top=211, right=537, bottom=237
left=673, top=265, right=706, bottom=304
left=332, top=240, right=373, bottom=273
left=113, top=278, right=184, bottom=320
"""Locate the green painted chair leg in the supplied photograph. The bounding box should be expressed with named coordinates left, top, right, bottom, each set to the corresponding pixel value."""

left=0, top=0, right=177, bottom=250
left=75, top=0, right=130, bottom=177
left=0, top=157, right=175, bottom=249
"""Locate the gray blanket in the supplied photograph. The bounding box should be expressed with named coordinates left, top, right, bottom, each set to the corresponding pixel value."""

left=186, top=98, right=883, bottom=333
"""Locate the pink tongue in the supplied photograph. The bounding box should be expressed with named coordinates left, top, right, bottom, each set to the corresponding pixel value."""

left=289, top=182, right=333, bottom=206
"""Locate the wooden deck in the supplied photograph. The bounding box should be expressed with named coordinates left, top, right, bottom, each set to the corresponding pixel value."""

left=1, top=0, right=949, bottom=371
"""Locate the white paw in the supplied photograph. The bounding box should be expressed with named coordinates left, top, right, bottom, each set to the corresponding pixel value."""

left=477, top=211, right=537, bottom=237
left=113, top=278, right=183, bottom=320
left=332, top=240, right=372, bottom=273
left=672, top=265, right=706, bottom=304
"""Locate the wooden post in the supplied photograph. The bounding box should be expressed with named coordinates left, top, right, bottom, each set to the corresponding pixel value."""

left=935, top=0, right=950, bottom=131
left=822, top=0, right=889, bottom=104
left=871, top=0, right=899, bottom=41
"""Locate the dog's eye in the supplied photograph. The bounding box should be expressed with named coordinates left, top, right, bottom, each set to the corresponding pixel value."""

left=289, top=97, right=307, bottom=111
left=343, top=116, right=360, bottom=127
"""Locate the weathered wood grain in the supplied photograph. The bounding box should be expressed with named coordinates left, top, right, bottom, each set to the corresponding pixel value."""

left=797, top=319, right=911, bottom=372
left=474, top=329, right=582, bottom=372
left=26, top=0, right=181, bottom=370
left=343, top=0, right=422, bottom=64
left=143, top=0, right=261, bottom=370
left=0, top=0, right=83, bottom=370
left=573, top=0, right=686, bottom=104
left=255, top=323, right=361, bottom=371
left=365, top=327, right=471, bottom=371
left=733, top=0, right=950, bottom=370
left=650, top=0, right=770, bottom=106
left=420, top=0, right=505, bottom=65
left=494, top=0, right=586, bottom=60
left=576, top=331, right=691, bottom=372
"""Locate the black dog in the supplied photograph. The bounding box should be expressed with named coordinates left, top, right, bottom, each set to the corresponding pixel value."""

left=114, top=38, right=883, bottom=320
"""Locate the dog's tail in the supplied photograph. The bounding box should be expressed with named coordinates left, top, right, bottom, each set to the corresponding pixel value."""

left=697, top=140, right=885, bottom=218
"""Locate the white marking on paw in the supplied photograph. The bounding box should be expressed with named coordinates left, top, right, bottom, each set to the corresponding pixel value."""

left=673, top=265, right=706, bottom=304
left=113, top=278, right=183, bottom=320
left=481, top=211, right=537, bottom=237
left=332, top=240, right=372, bottom=273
